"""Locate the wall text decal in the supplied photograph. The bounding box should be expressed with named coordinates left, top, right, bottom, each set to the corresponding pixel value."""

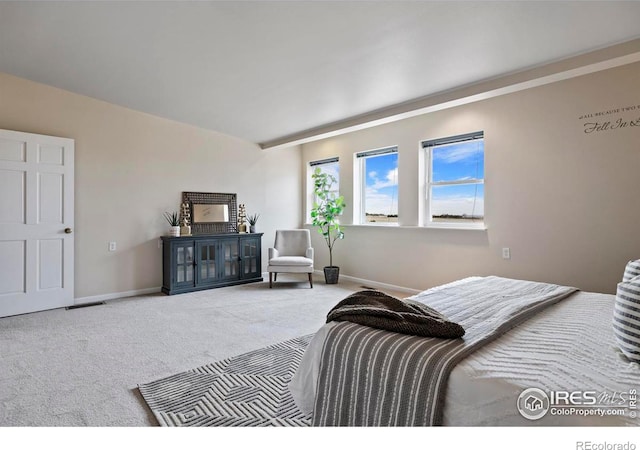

left=579, top=103, right=640, bottom=134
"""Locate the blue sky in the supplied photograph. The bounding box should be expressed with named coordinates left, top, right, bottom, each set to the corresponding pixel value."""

left=430, top=140, right=484, bottom=217
left=365, top=153, right=398, bottom=215
left=364, top=140, right=484, bottom=217
left=432, top=141, right=484, bottom=183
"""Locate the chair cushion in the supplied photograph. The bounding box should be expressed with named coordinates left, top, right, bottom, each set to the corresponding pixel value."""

left=274, top=229, right=311, bottom=256
left=268, top=256, right=313, bottom=267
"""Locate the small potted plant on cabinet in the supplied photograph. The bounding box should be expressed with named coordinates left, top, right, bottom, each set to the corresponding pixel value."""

left=310, top=167, right=345, bottom=284
left=164, top=211, right=181, bottom=237
left=247, top=213, right=260, bottom=233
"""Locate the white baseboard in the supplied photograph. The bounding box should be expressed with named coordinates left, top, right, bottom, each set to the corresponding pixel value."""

left=73, top=272, right=419, bottom=304
left=313, top=270, right=420, bottom=295
left=74, top=286, right=162, bottom=305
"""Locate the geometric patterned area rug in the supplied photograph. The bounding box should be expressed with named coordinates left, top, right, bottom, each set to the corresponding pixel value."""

left=138, top=334, right=313, bottom=426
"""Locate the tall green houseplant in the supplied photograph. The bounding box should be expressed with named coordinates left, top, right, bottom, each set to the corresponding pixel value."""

left=310, top=167, right=345, bottom=283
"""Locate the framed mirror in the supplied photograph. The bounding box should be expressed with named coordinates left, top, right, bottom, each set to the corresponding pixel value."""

left=182, top=192, right=237, bottom=234
left=192, top=204, right=229, bottom=223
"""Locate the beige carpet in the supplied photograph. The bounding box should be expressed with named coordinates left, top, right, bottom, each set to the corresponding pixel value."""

left=0, top=275, right=406, bottom=426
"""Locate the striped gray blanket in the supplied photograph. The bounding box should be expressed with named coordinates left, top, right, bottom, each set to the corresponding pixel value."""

left=312, top=276, right=578, bottom=426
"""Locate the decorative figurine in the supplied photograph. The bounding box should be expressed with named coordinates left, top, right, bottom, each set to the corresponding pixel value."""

left=237, top=204, right=248, bottom=233
left=180, top=202, right=192, bottom=236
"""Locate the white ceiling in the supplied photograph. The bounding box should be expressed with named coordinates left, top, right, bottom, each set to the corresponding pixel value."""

left=1, top=1, right=640, bottom=146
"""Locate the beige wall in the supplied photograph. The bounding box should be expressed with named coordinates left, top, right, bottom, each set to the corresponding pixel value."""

left=0, top=72, right=302, bottom=299
left=302, top=62, right=640, bottom=294
left=2, top=61, right=638, bottom=298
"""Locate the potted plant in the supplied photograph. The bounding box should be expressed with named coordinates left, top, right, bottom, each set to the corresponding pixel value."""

left=310, top=167, right=345, bottom=284
left=247, top=213, right=260, bottom=233
left=164, top=211, right=180, bottom=237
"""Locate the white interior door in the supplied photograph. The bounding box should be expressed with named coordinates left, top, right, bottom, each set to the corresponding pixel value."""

left=0, top=129, right=74, bottom=317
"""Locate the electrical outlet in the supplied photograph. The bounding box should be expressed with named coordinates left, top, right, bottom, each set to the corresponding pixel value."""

left=109, top=241, right=117, bottom=252
left=502, top=247, right=511, bottom=259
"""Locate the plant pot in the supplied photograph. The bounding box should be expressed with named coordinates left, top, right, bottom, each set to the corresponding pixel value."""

left=323, top=266, right=340, bottom=284
left=249, top=225, right=256, bottom=233
left=169, top=226, right=180, bottom=237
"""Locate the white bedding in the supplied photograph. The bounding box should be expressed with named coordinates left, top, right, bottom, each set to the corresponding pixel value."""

left=290, top=279, right=640, bottom=426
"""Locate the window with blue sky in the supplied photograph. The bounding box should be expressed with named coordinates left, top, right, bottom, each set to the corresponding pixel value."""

left=424, top=132, right=484, bottom=226
left=357, top=147, right=398, bottom=224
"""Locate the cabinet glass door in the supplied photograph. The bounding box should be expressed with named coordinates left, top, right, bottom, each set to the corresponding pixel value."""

left=174, top=242, right=195, bottom=287
left=220, top=239, right=239, bottom=280
left=196, top=241, right=218, bottom=285
left=241, top=237, right=260, bottom=279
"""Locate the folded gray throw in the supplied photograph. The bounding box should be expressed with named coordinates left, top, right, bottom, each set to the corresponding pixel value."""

left=326, top=290, right=465, bottom=338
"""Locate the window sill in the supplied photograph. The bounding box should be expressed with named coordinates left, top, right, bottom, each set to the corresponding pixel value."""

left=425, top=222, right=487, bottom=231
left=348, top=222, right=399, bottom=227
left=304, top=223, right=487, bottom=231
left=340, top=223, right=487, bottom=231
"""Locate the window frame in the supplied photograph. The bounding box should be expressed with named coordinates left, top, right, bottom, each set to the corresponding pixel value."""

left=423, top=132, right=485, bottom=230
left=354, top=146, right=399, bottom=226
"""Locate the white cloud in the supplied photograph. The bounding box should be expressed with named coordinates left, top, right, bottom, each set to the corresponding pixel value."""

left=364, top=189, right=398, bottom=215
left=368, top=167, right=398, bottom=190
left=433, top=145, right=481, bottom=164
left=385, top=167, right=398, bottom=183
left=363, top=166, right=399, bottom=215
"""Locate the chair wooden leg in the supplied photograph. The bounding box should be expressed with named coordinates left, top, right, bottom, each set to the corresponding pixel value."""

left=274, top=273, right=278, bottom=281
left=269, top=272, right=272, bottom=288
left=309, top=272, right=313, bottom=288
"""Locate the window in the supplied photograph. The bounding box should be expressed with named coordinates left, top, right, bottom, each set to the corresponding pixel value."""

left=308, top=157, right=339, bottom=221
left=423, top=132, right=484, bottom=228
left=355, top=146, right=398, bottom=224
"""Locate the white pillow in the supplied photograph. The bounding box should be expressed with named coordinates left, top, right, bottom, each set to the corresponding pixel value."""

left=613, top=274, right=640, bottom=363
left=623, top=259, right=640, bottom=282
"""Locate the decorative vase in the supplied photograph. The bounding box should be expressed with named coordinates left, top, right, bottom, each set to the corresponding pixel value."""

left=169, top=226, right=180, bottom=237
left=249, top=225, right=256, bottom=233
left=324, top=266, right=340, bottom=284
left=180, top=225, right=191, bottom=236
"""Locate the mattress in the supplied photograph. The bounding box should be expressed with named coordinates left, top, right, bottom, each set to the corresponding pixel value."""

left=289, top=279, right=640, bottom=426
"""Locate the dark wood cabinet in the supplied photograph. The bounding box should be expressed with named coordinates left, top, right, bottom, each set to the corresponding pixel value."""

left=162, top=233, right=263, bottom=295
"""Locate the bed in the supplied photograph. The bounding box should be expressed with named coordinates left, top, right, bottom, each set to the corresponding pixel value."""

left=289, top=276, right=640, bottom=426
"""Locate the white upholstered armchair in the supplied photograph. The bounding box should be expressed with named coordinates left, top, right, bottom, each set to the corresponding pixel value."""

left=267, top=229, right=314, bottom=288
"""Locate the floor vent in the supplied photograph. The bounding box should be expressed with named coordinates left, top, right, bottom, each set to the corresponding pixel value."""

left=66, top=301, right=105, bottom=310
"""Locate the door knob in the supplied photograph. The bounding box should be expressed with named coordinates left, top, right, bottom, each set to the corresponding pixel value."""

left=64, top=228, right=73, bottom=234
